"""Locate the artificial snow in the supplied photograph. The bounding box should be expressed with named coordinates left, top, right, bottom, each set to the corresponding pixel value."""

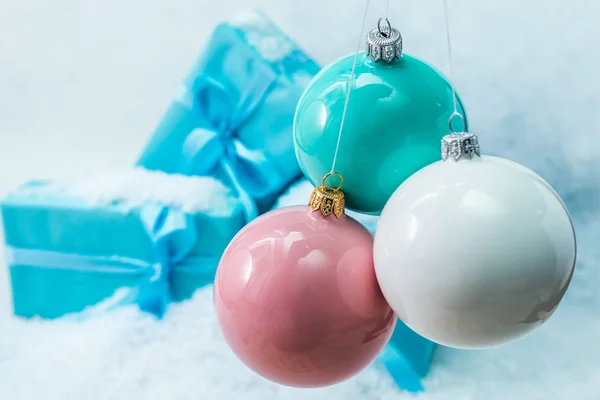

left=0, top=284, right=598, bottom=400
left=1, top=0, right=600, bottom=398
left=14, top=168, right=237, bottom=215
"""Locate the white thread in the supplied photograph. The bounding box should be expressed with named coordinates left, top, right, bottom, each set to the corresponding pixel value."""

left=442, top=0, right=464, bottom=132
left=385, top=0, right=390, bottom=18
left=330, top=0, right=372, bottom=174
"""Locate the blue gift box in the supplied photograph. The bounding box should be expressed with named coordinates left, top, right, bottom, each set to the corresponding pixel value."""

left=273, top=179, right=437, bottom=392
left=1, top=169, right=246, bottom=319
left=377, top=322, right=437, bottom=392
left=137, top=10, right=320, bottom=217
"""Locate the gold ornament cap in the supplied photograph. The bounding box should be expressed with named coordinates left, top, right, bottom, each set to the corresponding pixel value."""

left=308, top=172, right=346, bottom=219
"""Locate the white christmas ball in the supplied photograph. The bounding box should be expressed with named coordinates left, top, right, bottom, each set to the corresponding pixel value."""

left=374, top=155, right=576, bottom=349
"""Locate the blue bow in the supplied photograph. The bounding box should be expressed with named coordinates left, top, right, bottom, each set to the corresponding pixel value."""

left=135, top=204, right=199, bottom=317
left=180, top=73, right=286, bottom=220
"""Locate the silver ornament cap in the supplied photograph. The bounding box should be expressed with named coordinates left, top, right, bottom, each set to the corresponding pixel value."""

left=441, top=111, right=480, bottom=161
left=442, top=132, right=481, bottom=161
left=366, top=18, right=403, bottom=63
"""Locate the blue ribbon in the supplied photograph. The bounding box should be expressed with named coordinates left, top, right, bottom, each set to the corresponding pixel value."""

left=179, top=63, right=287, bottom=221
left=135, top=204, right=198, bottom=316
left=5, top=204, right=216, bottom=318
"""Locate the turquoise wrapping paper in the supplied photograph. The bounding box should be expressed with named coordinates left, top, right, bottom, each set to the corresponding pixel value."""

left=1, top=170, right=245, bottom=319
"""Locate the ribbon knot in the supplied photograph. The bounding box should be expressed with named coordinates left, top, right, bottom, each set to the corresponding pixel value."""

left=180, top=73, right=286, bottom=220
left=136, top=204, right=198, bottom=318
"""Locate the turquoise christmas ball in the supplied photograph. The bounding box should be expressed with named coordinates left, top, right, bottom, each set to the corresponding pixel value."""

left=293, top=53, right=468, bottom=214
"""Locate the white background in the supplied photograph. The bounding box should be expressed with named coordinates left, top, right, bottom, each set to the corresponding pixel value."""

left=1, top=0, right=599, bottom=399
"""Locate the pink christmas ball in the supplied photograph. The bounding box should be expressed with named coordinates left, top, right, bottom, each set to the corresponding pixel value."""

left=214, top=206, right=395, bottom=387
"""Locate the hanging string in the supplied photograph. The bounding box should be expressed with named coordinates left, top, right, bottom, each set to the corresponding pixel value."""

left=330, top=0, right=372, bottom=174
left=442, top=0, right=464, bottom=133
left=385, top=0, right=390, bottom=19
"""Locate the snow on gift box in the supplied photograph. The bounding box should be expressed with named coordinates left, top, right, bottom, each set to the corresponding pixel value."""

left=273, top=180, right=436, bottom=392
left=137, top=10, right=320, bottom=216
left=0, top=169, right=246, bottom=319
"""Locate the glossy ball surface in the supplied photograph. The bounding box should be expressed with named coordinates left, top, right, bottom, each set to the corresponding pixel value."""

left=294, top=53, right=468, bottom=214
left=214, top=206, right=396, bottom=387
left=374, top=156, right=576, bottom=349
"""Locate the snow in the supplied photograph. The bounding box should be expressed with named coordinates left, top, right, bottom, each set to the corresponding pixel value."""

left=13, top=168, right=237, bottom=215
left=1, top=0, right=599, bottom=398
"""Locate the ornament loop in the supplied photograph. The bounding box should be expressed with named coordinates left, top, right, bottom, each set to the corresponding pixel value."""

left=378, top=17, right=392, bottom=38
left=366, top=18, right=403, bottom=63
left=322, top=171, right=344, bottom=192
left=309, top=173, right=346, bottom=218
left=448, top=111, right=466, bottom=134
